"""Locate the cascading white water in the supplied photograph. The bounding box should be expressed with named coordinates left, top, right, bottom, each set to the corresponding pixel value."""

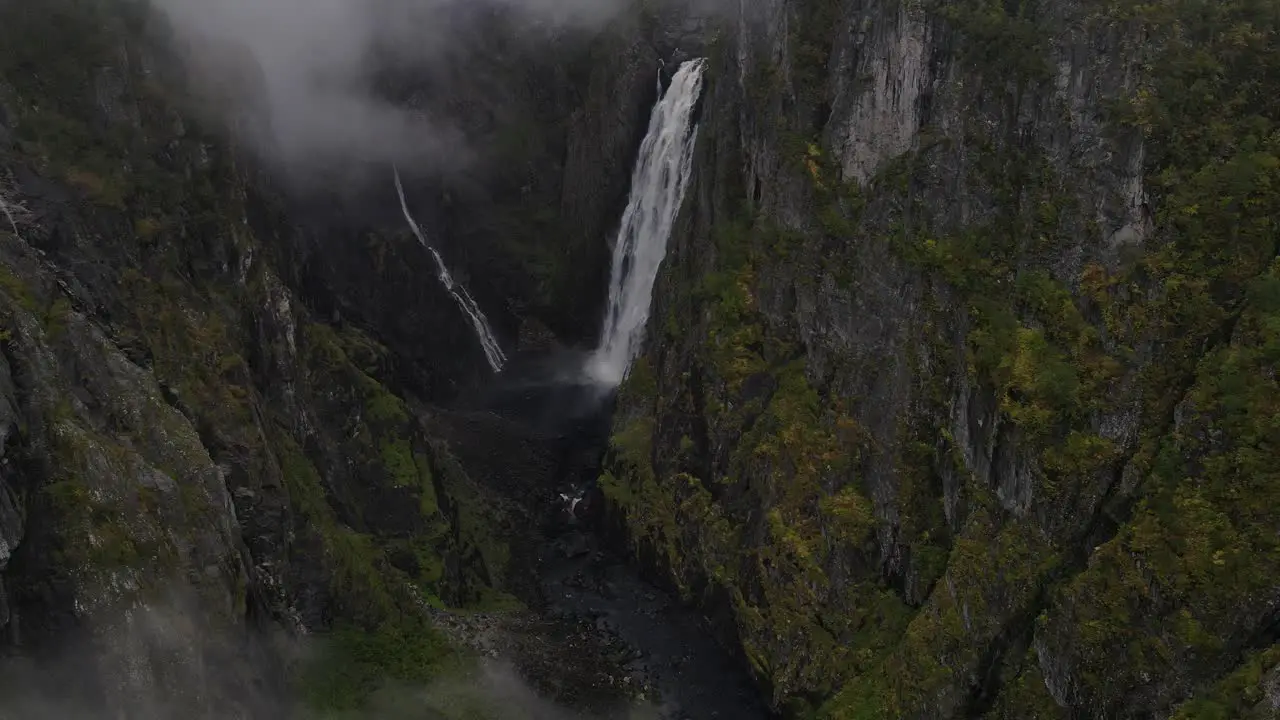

left=588, top=57, right=707, bottom=386
left=394, top=168, right=507, bottom=373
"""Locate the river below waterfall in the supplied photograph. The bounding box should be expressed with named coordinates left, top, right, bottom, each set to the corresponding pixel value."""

left=429, top=353, right=769, bottom=720
left=537, top=518, right=769, bottom=719
left=414, top=54, right=742, bottom=720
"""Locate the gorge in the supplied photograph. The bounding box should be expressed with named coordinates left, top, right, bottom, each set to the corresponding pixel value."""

left=1, top=0, right=1279, bottom=719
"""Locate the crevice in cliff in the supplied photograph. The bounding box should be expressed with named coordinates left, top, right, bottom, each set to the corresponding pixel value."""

left=967, top=231, right=1280, bottom=714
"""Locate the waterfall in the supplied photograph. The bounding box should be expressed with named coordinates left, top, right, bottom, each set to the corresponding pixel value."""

left=393, top=168, right=507, bottom=373
left=588, top=57, right=707, bottom=386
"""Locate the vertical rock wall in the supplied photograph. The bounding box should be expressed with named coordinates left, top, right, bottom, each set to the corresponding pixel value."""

left=603, top=0, right=1280, bottom=717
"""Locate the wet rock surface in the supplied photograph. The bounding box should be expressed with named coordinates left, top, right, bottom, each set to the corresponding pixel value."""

left=431, top=368, right=769, bottom=720
left=427, top=509, right=772, bottom=720
left=538, top=517, right=769, bottom=720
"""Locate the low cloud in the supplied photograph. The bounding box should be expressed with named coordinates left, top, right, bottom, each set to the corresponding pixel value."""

left=147, top=0, right=636, bottom=174
left=0, top=631, right=658, bottom=720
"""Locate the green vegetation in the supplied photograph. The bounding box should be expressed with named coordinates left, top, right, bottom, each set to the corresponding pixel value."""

left=1, top=0, right=227, bottom=230
left=289, top=322, right=524, bottom=709
left=1042, top=258, right=1280, bottom=713
left=841, top=0, right=1278, bottom=714
left=278, top=427, right=476, bottom=716
left=609, top=0, right=1280, bottom=716
left=302, top=322, right=441, bottom=505
left=0, top=265, right=37, bottom=312
left=1026, top=0, right=1279, bottom=712
left=275, top=433, right=398, bottom=621
left=7, top=0, right=1278, bottom=715
left=981, top=648, right=1068, bottom=719
left=608, top=209, right=909, bottom=704
left=1171, top=644, right=1280, bottom=720
left=298, top=618, right=459, bottom=714
left=819, top=0, right=1278, bottom=713
left=788, top=0, right=846, bottom=128
left=0, top=3, right=511, bottom=714
left=101, top=167, right=498, bottom=716
left=271, top=348, right=526, bottom=713
left=939, top=0, right=1053, bottom=83
left=40, top=411, right=180, bottom=601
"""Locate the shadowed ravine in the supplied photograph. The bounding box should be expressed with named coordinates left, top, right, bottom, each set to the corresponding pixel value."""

left=446, top=360, right=770, bottom=720
left=424, top=57, right=767, bottom=717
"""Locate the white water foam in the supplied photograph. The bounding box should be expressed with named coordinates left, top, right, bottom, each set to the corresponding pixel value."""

left=587, top=58, right=707, bottom=387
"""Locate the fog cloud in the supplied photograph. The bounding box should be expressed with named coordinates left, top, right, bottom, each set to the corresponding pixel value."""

left=149, top=0, right=634, bottom=174
left=0, top=636, right=660, bottom=720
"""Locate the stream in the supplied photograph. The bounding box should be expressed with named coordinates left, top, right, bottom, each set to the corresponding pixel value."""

left=434, top=352, right=770, bottom=720
left=419, top=54, right=747, bottom=720
left=538, top=516, right=768, bottom=719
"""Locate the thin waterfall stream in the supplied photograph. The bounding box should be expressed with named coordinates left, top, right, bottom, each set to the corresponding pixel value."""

left=394, top=167, right=507, bottom=372
left=434, top=56, right=766, bottom=719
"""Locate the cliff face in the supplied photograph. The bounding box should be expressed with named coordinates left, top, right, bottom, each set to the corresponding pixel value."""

left=3, top=0, right=1278, bottom=716
left=0, top=0, right=671, bottom=716
left=0, top=6, right=482, bottom=714
left=603, top=0, right=1280, bottom=717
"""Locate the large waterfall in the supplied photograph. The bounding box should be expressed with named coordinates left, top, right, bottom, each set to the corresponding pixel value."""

left=588, top=58, right=707, bottom=386
left=394, top=169, right=507, bottom=373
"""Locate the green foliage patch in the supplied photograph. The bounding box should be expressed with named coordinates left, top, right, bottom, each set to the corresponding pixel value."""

left=614, top=0, right=1280, bottom=715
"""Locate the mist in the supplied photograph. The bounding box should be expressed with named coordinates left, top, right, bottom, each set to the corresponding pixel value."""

left=0, top=604, right=661, bottom=720
left=0, top=654, right=663, bottom=720
left=147, top=0, right=637, bottom=175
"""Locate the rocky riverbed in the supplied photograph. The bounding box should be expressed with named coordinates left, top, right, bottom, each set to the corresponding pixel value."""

left=421, top=503, right=769, bottom=719
left=538, top=515, right=768, bottom=720
left=421, top=358, right=770, bottom=720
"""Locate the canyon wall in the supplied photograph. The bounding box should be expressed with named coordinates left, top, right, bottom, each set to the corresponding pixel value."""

left=602, top=0, right=1280, bottom=717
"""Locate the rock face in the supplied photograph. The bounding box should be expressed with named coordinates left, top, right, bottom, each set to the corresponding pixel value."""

left=602, top=0, right=1280, bottom=717
left=0, top=0, right=683, bottom=716
left=2, top=0, right=1278, bottom=717
left=0, top=238, right=269, bottom=717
